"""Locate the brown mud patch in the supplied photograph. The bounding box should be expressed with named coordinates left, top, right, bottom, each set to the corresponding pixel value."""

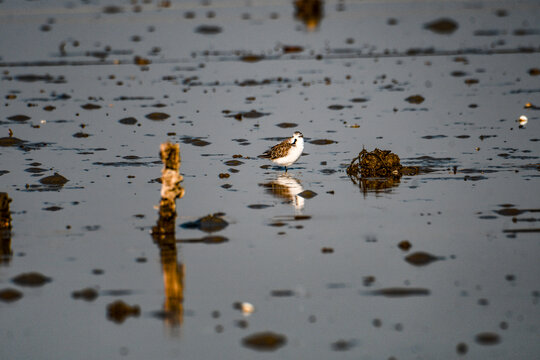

left=39, top=173, right=69, bottom=185
left=118, top=117, right=137, bottom=125
left=242, top=331, right=287, bottom=352
left=424, top=18, right=458, bottom=34
left=0, top=288, right=23, bottom=303
left=107, top=300, right=140, bottom=323
left=145, top=112, right=170, bottom=121
left=194, top=25, right=222, bottom=35
left=309, top=139, right=336, bottom=145
left=366, top=287, right=430, bottom=297
left=225, top=110, right=270, bottom=120
left=7, top=115, right=31, bottom=122
left=180, top=213, right=228, bottom=233
left=72, top=287, right=99, bottom=301
left=475, top=332, right=501, bottom=345
left=0, top=137, right=26, bottom=147
left=405, top=251, right=444, bottom=266
left=276, top=122, right=298, bottom=128
left=180, top=136, right=211, bottom=147
left=12, top=272, right=52, bottom=287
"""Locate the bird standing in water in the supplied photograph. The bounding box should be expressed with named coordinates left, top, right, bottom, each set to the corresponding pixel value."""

left=260, top=131, right=304, bottom=171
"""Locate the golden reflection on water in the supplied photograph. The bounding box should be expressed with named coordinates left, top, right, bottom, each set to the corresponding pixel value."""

left=159, top=239, right=185, bottom=330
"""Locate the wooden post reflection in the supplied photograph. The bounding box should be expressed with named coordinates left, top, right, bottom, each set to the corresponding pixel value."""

left=0, top=193, right=13, bottom=265
left=151, top=142, right=185, bottom=331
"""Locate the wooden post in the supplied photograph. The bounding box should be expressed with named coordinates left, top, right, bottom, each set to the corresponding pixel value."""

left=0, top=192, right=12, bottom=264
left=151, top=142, right=185, bottom=331
left=152, top=142, right=185, bottom=238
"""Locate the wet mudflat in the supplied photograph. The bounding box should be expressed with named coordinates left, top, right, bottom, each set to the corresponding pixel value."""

left=1, top=0, right=540, bottom=359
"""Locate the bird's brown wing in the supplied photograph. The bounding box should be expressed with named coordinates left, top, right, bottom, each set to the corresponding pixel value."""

left=260, top=139, right=293, bottom=159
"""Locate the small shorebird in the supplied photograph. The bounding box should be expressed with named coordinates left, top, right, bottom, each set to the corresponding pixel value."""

left=260, top=131, right=304, bottom=171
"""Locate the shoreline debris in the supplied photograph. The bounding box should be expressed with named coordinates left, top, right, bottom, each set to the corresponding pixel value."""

left=346, top=148, right=419, bottom=192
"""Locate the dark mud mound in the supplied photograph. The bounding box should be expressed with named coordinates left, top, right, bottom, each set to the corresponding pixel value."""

left=242, top=331, right=287, bottom=351
left=346, top=149, right=419, bottom=192
left=106, top=300, right=140, bottom=323
left=180, top=213, right=228, bottom=233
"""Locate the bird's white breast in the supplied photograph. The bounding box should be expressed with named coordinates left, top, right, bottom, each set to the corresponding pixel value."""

left=272, top=138, right=303, bottom=166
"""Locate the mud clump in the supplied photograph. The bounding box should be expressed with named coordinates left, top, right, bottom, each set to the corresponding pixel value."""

left=12, top=272, right=52, bottom=287
left=242, top=331, right=287, bottom=351
left=347, top=148, right=419, bottom=181
left=224, top=160, right=244, bottom=166
left=276, top=122, right=298, bottom=128
left=180, top=213, right=228, bottom=233
left=72, top=287, right=99, bottom=301
left=475, top=332, right=501, bottom=345
left=73, top=132, right=90, bottom=138
left=241, top=55, right=264, bottom=63
left=282, top=45, right=303, bottom=53
left=0, top=136, right=25, bottom=147
left=424, top=18, right=458, bottom=34
left=405, top=95, right=425, bottom=104
left=310, top=139, right=335, bottom=145
left=0, top=288, right=23, bottom=303
left=194, top=25, right=222, bottom=35
left=8, top=115, right=31, bottom=122
left=331, top=339, right=356, bottom=351
left=367, top=287, right=430, bottom=297
left=456, top=342, right=468, bottom=355
left=106, top=300, right=140, bottom=323
left=118, top=117, right=137, bottom=125
left=405, top=251, right=443, bottom=266
left=39, top=173, right=69, bottom=186
left=145, top=112, right=170, bottom=121
left=398, top=240, right=412, bottom=251
left=225, top=110, right=269, bottom=120
left=102, top=5, right=123, bottom=14
left=81, top=103, right=101, bottom=110
left=495, top=208, right=523, bottom=216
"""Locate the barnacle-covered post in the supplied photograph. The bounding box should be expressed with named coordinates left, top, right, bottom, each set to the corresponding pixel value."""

left=158, top=142, right=184, bottom=222
left=151, top=142, right=185, bottom=331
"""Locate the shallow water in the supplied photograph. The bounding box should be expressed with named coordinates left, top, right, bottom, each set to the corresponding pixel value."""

left=1, top=0, right=540, bottom=359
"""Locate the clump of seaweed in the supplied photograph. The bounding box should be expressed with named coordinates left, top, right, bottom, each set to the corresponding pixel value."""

left=346, top=148, right=419, bottom=192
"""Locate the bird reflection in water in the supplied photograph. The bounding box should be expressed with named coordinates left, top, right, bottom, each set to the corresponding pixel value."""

left=260, top=173, right=305, bottom=212
left=151, top=142, right=185, bottom=334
